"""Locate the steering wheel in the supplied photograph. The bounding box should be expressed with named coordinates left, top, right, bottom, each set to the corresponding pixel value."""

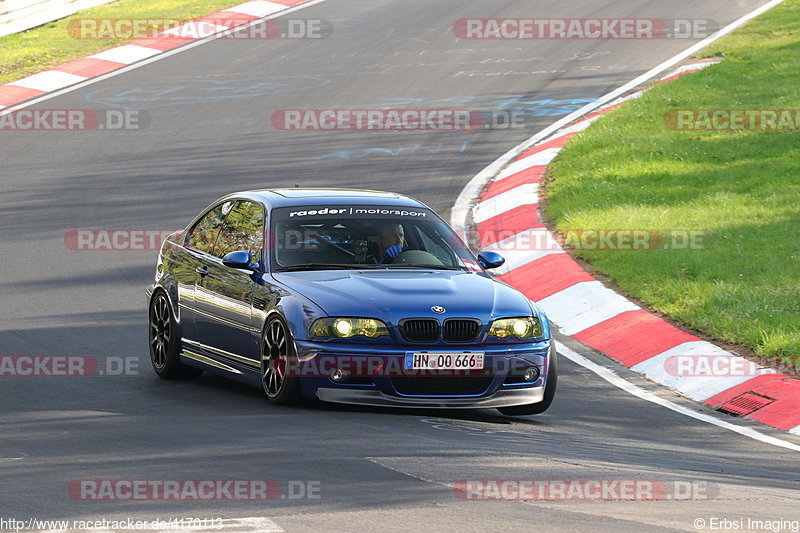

left=392, top=250, right=443, bottom=265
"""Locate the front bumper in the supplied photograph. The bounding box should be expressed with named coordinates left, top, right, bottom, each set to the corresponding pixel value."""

left=294, top=339, right=551, bottom=407
left=316, top=385, right=544, bottom=409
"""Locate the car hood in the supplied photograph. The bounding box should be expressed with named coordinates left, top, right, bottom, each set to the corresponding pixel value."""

left=270, top=269, right=536, bottom=322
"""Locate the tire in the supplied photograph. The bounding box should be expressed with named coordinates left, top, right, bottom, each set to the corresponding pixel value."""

left=497, top=344, right=557, bottom=416
left=260, top=316, right=302, bottom=405
left=148, top=291, right=202, bottom=379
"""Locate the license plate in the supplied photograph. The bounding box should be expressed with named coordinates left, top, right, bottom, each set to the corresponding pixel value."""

left=404, top=352, right=484, bottom=370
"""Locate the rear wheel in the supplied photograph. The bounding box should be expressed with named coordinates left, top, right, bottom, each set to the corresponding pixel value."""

left=497, top=344, right=557, bottom=416
left=148, top=291, right=202, bottom=379
left=261, top=317, right=302, bottom=405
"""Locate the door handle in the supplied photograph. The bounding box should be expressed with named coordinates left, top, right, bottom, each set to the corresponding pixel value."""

left=196, top=265, right=209, bottom=277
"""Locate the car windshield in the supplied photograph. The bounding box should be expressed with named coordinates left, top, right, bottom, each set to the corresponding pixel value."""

left=270, top=205, right=480, bottom=272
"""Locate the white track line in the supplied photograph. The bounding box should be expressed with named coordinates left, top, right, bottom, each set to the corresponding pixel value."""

left=0, top=0, right=330, bottom=116
left=557, top=342, right=800, bottom=452
left=553, top=115, right=600, bottom=136
left=452, top=0, right=795, bottom=446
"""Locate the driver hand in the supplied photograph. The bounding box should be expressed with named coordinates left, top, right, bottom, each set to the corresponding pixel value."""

left=379, top=245, right=403, bottom=264
left=384, top=245, right=402, bottom=258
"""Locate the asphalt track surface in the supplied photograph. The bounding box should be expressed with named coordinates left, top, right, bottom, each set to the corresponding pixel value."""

left=1, top=0, right=799, bottom=531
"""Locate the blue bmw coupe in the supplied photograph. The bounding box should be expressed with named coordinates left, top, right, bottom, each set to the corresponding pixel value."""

left=146, top=189, right=556, bottom=415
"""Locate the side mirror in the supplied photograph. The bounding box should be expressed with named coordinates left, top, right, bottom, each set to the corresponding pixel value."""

left=477, top=251, right=505, bottom=270
left=222, top=250, right=258, bottom=271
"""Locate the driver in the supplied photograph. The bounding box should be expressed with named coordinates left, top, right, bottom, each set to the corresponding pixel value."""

left=375, top=223, right=405, bottom=264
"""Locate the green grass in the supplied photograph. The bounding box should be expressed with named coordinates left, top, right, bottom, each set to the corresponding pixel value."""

left=545, top=0, right=800, bottom=360
left=0, top=0, right=246, bottom=85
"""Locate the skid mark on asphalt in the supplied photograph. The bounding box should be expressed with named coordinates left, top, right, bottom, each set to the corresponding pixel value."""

left=415, top=417, right=646, bottom=458
left=0, top=430, right=67, bottom=441
left=370, top=453, right=657, bottom=483
left=418, top=416, right=548, bottom=445
left=365, top=456, right=448, bottom=487
left=312, top=142, right=471, bottom=160
left=0, top=451, right=27, bottom=463
left=84, top=75, right=332, bottom=111
left=354, top=94, right=595, bottom=116
left=302, top=93, right=595, bottom=160
left=366, top=454, right=800, bottom=506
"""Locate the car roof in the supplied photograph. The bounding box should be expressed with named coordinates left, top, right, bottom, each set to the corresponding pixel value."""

left=226, top=188, right=430, bottom=210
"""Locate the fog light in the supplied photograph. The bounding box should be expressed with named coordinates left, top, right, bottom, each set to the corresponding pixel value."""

left=330, top=368, right=345, bottom=382
left=523, top=366, right=539, bottom=382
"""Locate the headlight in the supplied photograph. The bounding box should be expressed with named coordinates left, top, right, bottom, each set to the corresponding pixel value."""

left=310, top=317, right=390, bottom=339
left=489, top=317, right=542, bottom=339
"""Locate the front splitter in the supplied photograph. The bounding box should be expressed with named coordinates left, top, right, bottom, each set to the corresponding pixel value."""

left=316, top=386, right=544, bottom=409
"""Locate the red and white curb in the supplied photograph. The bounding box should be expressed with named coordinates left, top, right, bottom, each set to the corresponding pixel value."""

left=0, top=0, right=312, bottom=110
left=460, top=63, right=800, bottom=435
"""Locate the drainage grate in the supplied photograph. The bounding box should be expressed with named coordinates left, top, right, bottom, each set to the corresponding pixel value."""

left=716, top=392, right=775, bottom=416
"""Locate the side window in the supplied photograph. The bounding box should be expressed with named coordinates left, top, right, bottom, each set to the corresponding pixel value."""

left=186, top=201, right=234, bottom=254
left=213, top=200, right=265, bottom=263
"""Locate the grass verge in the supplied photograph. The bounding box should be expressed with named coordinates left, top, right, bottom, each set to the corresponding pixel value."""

left=0, top=0, right=247, bottom=85
left=545, top=0, right=800, bottom=361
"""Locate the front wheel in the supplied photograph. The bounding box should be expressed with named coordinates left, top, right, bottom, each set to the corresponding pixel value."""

left=261, top=317, right=302, bottom=405
left=148, top=291, right=202, bottom=379
left=497, top=344, right=557, bottom=416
